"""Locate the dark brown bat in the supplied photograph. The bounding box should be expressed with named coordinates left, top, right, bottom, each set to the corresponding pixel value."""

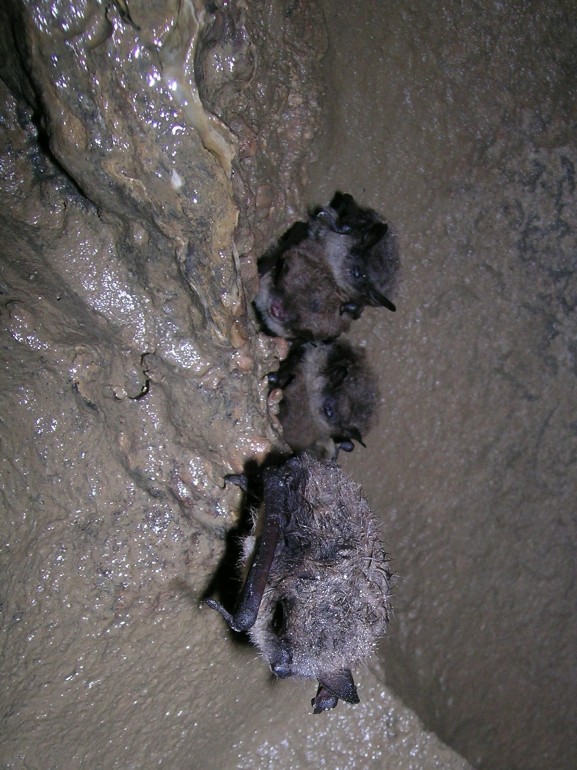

left=254, top=193, right=398, bottom=340
left=311, top=192, right=400, bottom=310
left=269, top=340, right=380, bottom=458
left=254, top=232, right=362, bottom=341
left=206, top=454, right=393, bottom=713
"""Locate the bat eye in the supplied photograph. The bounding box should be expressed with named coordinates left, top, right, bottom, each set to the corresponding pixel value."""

left=271, top=599, right=288, bottom=635
left=350, top=265, right=363, bottom=279
left=322, top=398, right=336, bottom=421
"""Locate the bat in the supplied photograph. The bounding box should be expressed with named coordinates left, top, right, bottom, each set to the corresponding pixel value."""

left=269, top=340, right=379, bottom=458
left=253, top=193, right=399, bottom=340
left=311, top=192, right=400, bottom=311
left=253, top=236, right=359, bottom=341
left=206, top=453, right=393, bottom=713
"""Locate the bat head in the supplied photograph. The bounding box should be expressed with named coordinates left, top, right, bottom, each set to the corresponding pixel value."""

left=260, top=595, right=361, bottom=714
left=344, top=225, right=399, bottom=309
left=254, top=243, right=357, bottom=340
left=312, top=192, right=400, bottom=310
left=275, top=341, right=378, bottom=457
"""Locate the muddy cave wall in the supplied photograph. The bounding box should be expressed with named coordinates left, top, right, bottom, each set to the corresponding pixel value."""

left=1, top=1, right=576, bottom=769
left=0, top=2, right=472, bottom=770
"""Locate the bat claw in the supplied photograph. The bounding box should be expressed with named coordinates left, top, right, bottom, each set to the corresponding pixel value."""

left=205, top=598, right=257, bottom=633
left=205, top=598, right=234, bottom=625
left=224, top=473, right=249, bottom=492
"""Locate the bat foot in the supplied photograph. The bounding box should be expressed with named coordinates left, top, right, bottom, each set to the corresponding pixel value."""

left=311, top=686, right=339, bottom=714
left=224, top=473, right=249, bottom=492
left=205, top=598, right=236, bottom=628
left=205, top=598, right=256, bottom=633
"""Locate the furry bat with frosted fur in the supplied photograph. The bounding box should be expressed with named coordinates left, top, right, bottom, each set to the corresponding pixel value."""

left=206, top=454, right=393, bottom=713
left=311, top=191, right=400, bottom=310
left=268, top=340, right=379, bottom=459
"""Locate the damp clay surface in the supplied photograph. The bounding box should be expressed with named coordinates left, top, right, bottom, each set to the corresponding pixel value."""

left=308, top=2, right=577, bottom=769
left=1, top=2, right=471, bottom=770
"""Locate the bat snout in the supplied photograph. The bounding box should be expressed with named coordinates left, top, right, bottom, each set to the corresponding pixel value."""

left=269, top=648, right=293, bottom=679
left=268, top=295, right=286, bottom=321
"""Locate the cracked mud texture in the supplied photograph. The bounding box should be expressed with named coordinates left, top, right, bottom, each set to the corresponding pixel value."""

left=0, top=1, right=471, bottom=769
left=309, top=2, right=577, bottom=769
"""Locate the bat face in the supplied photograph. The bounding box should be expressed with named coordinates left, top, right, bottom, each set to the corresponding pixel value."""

left=275, top=341, right=379, bottom=457
left=312, top=192, right=400, bottom=310
left=342, top=229, right=399, bottom=309
left=254, top=241, right=358, bottom=340
left=207, top=455, right=393, bottom=713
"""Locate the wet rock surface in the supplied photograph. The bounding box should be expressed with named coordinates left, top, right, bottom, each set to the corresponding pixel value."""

left=6, top=0, right=574, bottom=768
left=0, top=1, right=470, bottom=769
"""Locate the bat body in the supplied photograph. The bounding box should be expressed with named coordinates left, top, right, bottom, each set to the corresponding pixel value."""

left=207, top=454, right=393, bottom=713
left=254, top=193, right=399, bottom=340
left=254, top=238, right=356, bottom=340
left=312, top=192, right=400, bottom=311
left=270, top=340, right=379, bottom=458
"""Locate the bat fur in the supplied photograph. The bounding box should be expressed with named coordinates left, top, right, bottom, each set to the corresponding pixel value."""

left=254, top=238, right=356, bottom=341
left=254, top=192, right=399, bottom=340
left=207, top=454, right=393, bottom=713
left=270, top=340, right=379, bottom=458
left=311, top=191, right=400, bottom=310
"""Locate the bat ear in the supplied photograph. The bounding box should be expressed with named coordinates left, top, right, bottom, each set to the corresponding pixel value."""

left=362, top=221, right=388, bottom=249
left=345, top=426, right=366, bottom=447
left=317, top=668, right=359, bottom=705
left=329, top=191, right=355, bottom=214
left=371, top=291, right=396, bottom=312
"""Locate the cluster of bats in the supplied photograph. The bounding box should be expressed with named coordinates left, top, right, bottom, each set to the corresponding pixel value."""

left=207, top=192, right=399, bottom=714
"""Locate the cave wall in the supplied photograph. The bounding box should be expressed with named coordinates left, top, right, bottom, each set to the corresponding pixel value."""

left=0, top=2, right=471, bottom=769
left=308, top=2, right=577, bottom=769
